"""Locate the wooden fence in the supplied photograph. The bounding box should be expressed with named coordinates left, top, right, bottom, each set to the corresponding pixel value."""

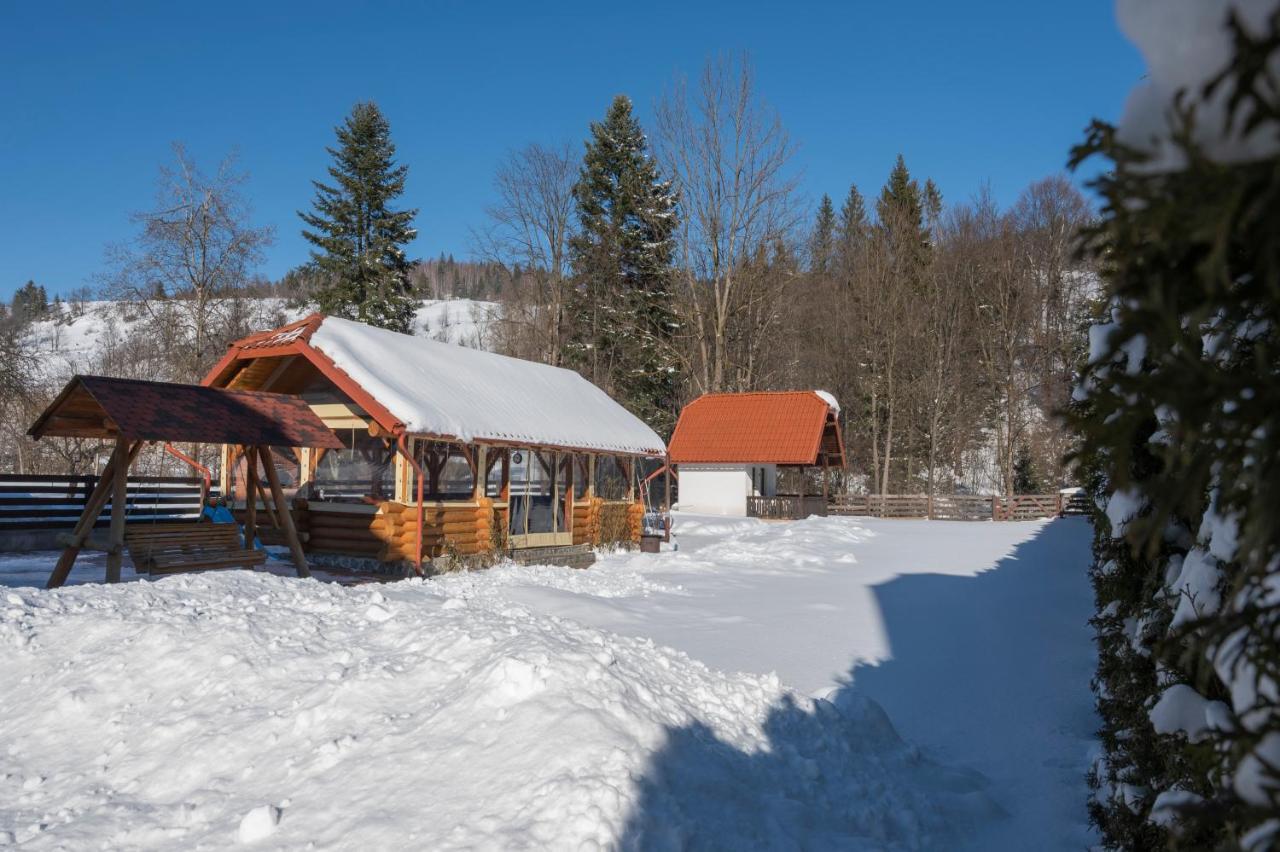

left=747, top=494, right=829, bottom=520
left=0, top=474, right=216, bottom=532
left=829, top=492, right=1066, bottom=521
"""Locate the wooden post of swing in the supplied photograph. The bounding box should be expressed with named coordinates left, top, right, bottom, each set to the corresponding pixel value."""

left=258, top=444, right=311, bottom=578
left=47, top=440, right=144, bottom=589
left=663, top=455, right=672, bottom=542
left=104, top=436, right=130, bottom=583
left=242, top=445, right=259, bottom=551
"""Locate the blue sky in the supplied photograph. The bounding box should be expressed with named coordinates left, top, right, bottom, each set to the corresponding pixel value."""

left=0, top=1, right=1143, bottom=300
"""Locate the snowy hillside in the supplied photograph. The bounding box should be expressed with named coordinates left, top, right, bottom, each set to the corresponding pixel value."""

left=21, top=297, right=499, bottom=386
left=0, top=514, right=1096, bottom=849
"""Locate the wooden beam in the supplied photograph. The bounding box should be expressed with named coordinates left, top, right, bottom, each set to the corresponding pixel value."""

left=105, top=436, right=130, bottom=583
left=259, top=444, right=310, bottom=579
left=47, top=440, right=143, bottom=589
left=255, top=476, right=280, bottom=529
left=242, top=445, right=259, bottom=551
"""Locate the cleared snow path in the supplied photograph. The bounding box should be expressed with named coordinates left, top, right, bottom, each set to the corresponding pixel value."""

left=436, top=513, right=1099, bottom=850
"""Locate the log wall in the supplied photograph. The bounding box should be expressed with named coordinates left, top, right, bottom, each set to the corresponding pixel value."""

left=298, top=497, right=498, bottom=562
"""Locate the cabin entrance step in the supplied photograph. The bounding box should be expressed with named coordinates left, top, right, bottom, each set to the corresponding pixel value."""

left=507, top=543, right=596, bottom=570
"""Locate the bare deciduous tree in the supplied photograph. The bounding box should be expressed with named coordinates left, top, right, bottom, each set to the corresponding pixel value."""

left=473, top=142, right=577, bottom=365
left=103, top=143, right=274, bottom=381
left=657, top=53, right=800, bottom=393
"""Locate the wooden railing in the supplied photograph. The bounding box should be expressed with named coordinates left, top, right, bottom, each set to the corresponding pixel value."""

left=0, top=474, right=217, bottom=531
left=829, top=493, right=1066, bottom=521
left=747, top=494, right=829, bottom=520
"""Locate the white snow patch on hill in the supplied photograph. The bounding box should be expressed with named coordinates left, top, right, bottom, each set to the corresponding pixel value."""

left=21, top=297, right=498, bottom=387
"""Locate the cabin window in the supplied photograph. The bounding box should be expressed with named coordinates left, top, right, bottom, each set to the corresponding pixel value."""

left=594, top=455, right=629, bottom=501
left=417, top=441, right=476, bottom=500
left=573, top=455, right=589, bottom=499
left=307, top=430, right=395, bottom=504
left=507, top=449, right=568, bottom=539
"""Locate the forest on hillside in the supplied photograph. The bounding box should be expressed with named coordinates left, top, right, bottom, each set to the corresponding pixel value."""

left=1, top=55, right=1099, bottom=494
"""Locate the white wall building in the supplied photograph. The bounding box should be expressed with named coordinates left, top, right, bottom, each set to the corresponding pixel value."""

left=668, top=391, right=845, bottom=517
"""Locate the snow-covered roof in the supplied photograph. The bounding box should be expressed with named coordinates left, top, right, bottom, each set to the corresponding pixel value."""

left=307, top=316, right=664, bottom=456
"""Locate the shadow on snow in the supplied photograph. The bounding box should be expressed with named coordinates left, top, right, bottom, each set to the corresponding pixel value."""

left=617, top=518, right=1096, bottom=851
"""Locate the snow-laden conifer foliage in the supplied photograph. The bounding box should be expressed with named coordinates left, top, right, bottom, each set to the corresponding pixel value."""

left=299, top=102, right=419, bottom=333
left=567, top=95, right=681, bottom=436
left=1073, top=2, right=1280, bottom=846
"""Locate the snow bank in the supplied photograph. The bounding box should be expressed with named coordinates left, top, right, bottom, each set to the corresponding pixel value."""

left=0, top=569, right=982, bottom=849
left=311, top=316, right=665, bottom=455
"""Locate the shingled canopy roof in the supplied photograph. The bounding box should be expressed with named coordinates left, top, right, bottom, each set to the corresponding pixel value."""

left=667, top=391, right=845, bottom=466
left=28, top=375, right=342, bottom=448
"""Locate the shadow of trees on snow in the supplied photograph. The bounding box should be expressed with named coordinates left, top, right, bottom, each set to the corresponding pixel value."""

left=618, top=518, right=1096, bottom=851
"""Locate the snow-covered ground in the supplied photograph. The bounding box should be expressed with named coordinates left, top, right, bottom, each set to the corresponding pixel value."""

left=0, top=514, right=1096, bottom=849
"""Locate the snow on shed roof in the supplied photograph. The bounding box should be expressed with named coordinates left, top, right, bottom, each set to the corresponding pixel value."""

left=306, top=316, right=665, bottom=456
left=667, top=391, right=842, bottom=465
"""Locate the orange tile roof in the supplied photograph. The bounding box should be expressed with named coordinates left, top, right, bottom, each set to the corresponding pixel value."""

left=668, top=391, right=840, bottom=465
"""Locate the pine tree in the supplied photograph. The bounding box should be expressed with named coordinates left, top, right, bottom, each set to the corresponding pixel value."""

left=567, top=95, right=681, bottom=435
left=876, top=155, right=929, bottom=254
left=300, top=102, right=418, bottom=333
left=1012, top=445, right=1039, bottom=494
left=11, top=280, right=48, bottom=324
left=809, top=194, right=836, bottom=275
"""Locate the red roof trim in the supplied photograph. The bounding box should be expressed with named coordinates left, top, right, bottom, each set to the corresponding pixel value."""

left=203, top=314, right=405, bottom=434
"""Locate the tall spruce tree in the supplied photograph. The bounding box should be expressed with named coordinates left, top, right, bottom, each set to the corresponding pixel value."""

left=300, top=102, right=418, bottom=333
left=809, top=194, right=836, bottom=275
left=567, top=95, right=680, bottom=435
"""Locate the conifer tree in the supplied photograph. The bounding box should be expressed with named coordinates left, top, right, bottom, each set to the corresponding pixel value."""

left=11, top=280, right=48, bottom=324
left=300, top=102, right=418, bottom=333
left=567, top=95, right=680, bottom=435
left=876, top=155, right=929, bottom=260
left=1073, top=10, right=1280, bottom=847
left=809, top=194, right=836, bottom=274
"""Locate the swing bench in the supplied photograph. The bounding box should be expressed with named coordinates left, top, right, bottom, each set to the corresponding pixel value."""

left=126, top=522, right=266, bottom=575
left=28, top=375, right=343, bottom=588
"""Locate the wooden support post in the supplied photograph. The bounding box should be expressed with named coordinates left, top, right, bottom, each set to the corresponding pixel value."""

left=105, top=436, right=130, bottom=584
left=259, top=444, right=310, bottom=579
left=474, top=445, right=487, bottom=500
left=47, top=440, right=143, bottom=589
left=663, top=455, right=672, bottom=542
left=256, top=477, right=281, bottom=529
left=243, top=445, right=259, bottom=550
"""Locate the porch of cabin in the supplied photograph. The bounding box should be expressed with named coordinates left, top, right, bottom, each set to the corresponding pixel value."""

left=222, top=439, right=648, bottom=573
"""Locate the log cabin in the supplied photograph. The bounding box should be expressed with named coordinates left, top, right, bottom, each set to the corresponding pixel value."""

left=202, top=314, right=666, bottom=572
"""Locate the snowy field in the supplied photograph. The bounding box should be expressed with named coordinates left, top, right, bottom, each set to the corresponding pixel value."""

left=0, top=514, right=1096, bottom=850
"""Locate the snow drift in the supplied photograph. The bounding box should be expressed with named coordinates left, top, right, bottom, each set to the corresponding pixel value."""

left=0, top=569, right=995, bottom=849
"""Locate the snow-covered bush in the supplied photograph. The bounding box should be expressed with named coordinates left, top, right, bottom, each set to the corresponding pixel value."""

left=1073, top=2, right=1280, bottom=846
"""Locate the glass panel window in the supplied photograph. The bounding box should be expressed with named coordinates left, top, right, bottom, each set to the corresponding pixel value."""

left=307, top=430, right=394, bottom=504
left=594, top=455, right=629, bottom=501
left=486, top=449, right=506, bottom=498
left=418, top=441, right=475, bottom=500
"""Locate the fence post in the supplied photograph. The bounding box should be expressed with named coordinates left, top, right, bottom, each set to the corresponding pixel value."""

left=992, top=495, right=1000, bottom=521
left=1056, top=492, right=1063, bottom=517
